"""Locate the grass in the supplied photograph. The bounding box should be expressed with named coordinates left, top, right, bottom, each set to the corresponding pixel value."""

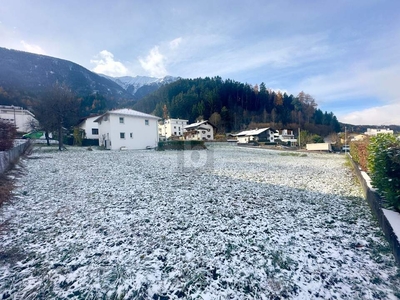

left=278, top=152, right=307, bottom=157
left=0, top=173, right=14, bottom=208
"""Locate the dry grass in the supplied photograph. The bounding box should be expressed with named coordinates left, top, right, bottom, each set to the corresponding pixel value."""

left=0, top=173, right=14, bottom=208
left=0, top=150, right=29, bottom=233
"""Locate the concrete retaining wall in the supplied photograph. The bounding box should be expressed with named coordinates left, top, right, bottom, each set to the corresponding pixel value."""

left=348, top=154, right=400, bottom=266
left=0, top=140, right=31, bottom=174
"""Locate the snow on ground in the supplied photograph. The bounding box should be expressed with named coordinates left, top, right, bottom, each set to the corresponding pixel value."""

left=0, top=144, right=399, bottom=299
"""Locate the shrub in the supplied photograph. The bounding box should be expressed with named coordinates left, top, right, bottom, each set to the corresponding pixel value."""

left=157, top=140, right=206, bottom=151
left=0, top=120, right=17, bottom=151
left=350, top=139, right=369, bottom=172
left=368, top=134, right=400, bottom=212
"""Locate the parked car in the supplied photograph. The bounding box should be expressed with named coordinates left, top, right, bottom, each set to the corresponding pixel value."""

left=342, top=145, right=350, bottom=152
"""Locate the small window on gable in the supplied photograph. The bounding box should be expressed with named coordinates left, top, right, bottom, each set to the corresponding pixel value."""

left=145, top=119, right=149, bottom=125
left=120, top=132, right=125, bottom=139
left=119, top=117, right=124, bottom=123
left=92, top=128, right=99, bottom=135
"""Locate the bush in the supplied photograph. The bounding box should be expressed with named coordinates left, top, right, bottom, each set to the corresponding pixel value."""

left=157, top=140, right=206, bottom=150
left=368, top=134, right=400, bottom=212
left=0, top=120, right=17, bottom=151
left=350, top=139, right=369, bottom=172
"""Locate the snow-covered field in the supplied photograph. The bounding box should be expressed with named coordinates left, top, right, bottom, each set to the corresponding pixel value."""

left=1, top=144, right=399, bottom=299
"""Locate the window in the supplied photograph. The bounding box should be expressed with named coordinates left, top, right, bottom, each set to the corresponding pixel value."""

left=130, top=133, right=133, bottom=138
left=174, top=126, right=176, bottom=129
left=207, top=135, right=211, bottom=138
left=202, top=130, right=206, bottom=134
left=120, top=132, right=125, bottom=139
left=92, top=128, right=99, bottom=135
left=174, top=132, right=177, bottom=135
left=119, top=117, right=124, bottom=123
left=145, top=119, right=149, bottom=125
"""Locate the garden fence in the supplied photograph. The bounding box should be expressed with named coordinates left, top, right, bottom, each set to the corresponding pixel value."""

left=0, top=139, right=31, bottom=174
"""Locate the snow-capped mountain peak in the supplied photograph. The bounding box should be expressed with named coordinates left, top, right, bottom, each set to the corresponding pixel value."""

left=99, top=74, right=179, bottom=99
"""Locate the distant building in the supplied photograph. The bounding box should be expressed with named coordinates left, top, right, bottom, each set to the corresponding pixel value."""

left=94, top=108, right=160, bottom=150
left=78, top=115, right=101, bottom=140
left=364, top=128, right=393, bottom=136
left=350, top=134, right=367, bottom=142
left=235, top=128, right=277, bottom=144
left=184, top=120, right=215, bottom=141
left=275, top=129, right=297, bottom=146
left=158, top=118, right=188, bottom=140
left=0, top=105, right=37, bottom=133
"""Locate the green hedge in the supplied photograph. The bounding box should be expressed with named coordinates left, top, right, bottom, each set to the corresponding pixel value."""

left=368, top=134, right=400, bottom=212
left=157, top=140, right=206, bottom=151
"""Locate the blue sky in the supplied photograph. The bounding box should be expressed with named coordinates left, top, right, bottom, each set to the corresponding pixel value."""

left=1, top=0, right=400, bottom=125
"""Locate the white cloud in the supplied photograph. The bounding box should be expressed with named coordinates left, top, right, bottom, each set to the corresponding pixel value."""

left=169, top=37, right=182, bottom=50
left=90, top=50, right=129, bottom=77
left=139, top=46, right=167, bottom=77
left=339, top=103, right=400, bottom=126
left=20, top=40, right=45, bottom=55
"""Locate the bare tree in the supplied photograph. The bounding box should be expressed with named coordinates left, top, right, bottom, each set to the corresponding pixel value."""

left=34, top=83, right=80, bottom=150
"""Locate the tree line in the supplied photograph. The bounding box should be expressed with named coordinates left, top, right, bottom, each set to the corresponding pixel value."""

left=133, top=77, right=340, bottom=136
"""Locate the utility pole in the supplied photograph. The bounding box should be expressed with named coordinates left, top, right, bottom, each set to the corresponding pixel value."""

left=12, top=105, right=16, bottom=126
left=345, top=126, right=347, bottom=153
left=298, top=127, right=301, bottom=150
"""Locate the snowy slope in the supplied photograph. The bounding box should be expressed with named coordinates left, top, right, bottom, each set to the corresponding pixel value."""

left=0, top=144, right=399, bottom=299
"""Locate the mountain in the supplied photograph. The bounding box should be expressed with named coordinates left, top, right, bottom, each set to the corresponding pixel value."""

left=0, top=47, right=133, bottom=105
left=101, top=74, right=179, bottom=100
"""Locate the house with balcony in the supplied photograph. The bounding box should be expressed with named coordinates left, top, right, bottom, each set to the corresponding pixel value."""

left=184, top=120, right=215, bottom=141
left=158, top=118, right=188, bottom=140
left=274, top=129, right=298, bottom=146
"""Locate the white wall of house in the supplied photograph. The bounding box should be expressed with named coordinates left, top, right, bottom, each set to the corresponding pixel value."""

left=0, top=105, right=37, bottom=133
left=158, top=118, right=188, bottom=139
left=237, top=135, right=250, bottom=143
left=79, top=116, right=100, bottom=139
left=97, top=109, right=159, bottom=150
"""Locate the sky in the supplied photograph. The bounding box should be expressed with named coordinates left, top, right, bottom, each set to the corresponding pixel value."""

left=1, top=0, right=400, bottom=126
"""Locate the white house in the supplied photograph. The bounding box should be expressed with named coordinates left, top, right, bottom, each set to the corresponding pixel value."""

left=184, top=120, right=215, bottom=141
left=236, top=128, right=277, bottom=144
left=78, top=115, right=100, bottom=140
left=274, top=129, right=297, bottom=146
left=364, top=128, right=394, bottom=136
left=0, top=105, right=37, bottom=133
left=158, top=118, right=188, bottom=140
left=94, top=108, right=160, bottom=150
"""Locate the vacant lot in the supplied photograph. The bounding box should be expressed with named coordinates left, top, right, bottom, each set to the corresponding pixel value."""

left=0, top=144, right=399, bottom=299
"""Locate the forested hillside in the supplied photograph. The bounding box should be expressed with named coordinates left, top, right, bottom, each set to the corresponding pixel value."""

left=134, top=77, right=340, bottom=135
